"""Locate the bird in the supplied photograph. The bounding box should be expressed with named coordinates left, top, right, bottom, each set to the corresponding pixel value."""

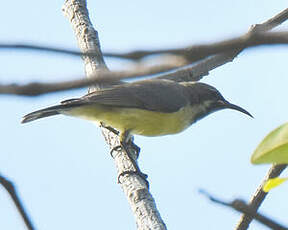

left=22, top=79, right=252, bottom=184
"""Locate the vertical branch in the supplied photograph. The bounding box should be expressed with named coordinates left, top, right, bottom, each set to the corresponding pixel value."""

left=62, top=1, right=166, bottom=229
left=62, top=0, right=107, bottom=92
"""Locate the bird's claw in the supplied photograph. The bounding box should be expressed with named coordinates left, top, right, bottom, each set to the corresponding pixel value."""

left=118, top=170, right=149, bottom=188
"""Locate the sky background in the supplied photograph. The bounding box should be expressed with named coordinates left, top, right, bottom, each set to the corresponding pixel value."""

left=1, top=1, right=288, bottom=230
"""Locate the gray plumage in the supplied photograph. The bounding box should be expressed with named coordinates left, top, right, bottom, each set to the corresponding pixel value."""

left=22, top=79, right=192, bottom=123
left=22, top=79, right=251, bottom=124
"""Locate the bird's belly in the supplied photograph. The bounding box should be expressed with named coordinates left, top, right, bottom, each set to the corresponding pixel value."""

left=64, top=105, right=194, bottom=137
left=103, top=106, right=194, bottom=136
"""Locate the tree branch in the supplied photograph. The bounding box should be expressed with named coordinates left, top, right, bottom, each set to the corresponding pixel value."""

left=0, top=58, right=186, bottom=96
left=235, top=164, right=287, bottom=230
left=0, top=173, right=35, bottom=230
left=105, top=31, right=288, bottom=63
left=62, top=1, right=166, bottom=229
left=2, top=31, right=288, bottom=63
left=158, top=7, right=288, bottom=82
left=3, top=30, right=288, bottom=95
left=199, top=189, right=288, bottom=230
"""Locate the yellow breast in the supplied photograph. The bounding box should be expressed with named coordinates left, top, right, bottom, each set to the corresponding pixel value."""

left=63, top=104, right=198, bottom=137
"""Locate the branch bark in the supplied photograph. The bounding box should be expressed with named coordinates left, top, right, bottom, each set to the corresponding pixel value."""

left=62, top=1, right=166, bottom=229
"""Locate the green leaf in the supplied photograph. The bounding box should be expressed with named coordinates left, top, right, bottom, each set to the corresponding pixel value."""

left=263, top=177, right=288, bottom=192
left=251, top=122, right=288, bottom=164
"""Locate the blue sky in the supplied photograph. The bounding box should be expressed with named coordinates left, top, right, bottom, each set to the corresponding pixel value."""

left=1, top=1, right=288, bottom=230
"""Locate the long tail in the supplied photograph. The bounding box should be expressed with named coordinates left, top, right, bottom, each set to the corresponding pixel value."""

left=22, top=98, right=87, bottom=124
left=22, top=105, right=65, bottom=124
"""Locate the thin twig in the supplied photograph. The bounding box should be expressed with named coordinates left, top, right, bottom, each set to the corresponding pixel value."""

left=1, top=31, right=288, bottom=62
left=0, top=59, right=186, bottom=96
left=199, top=189, right=288, bottom=230
left=0, top=174, right=35, bottom=230
left=235, top=164, right=287, bottom=230
left=105, top=31, right=288, bottom=63
left=3, top=31, right=288, bottom=95
left=0, top=43, right=98, bottom=58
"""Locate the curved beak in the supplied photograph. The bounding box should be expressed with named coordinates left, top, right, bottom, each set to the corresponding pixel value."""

left=221, top=100, right=253, bottom=118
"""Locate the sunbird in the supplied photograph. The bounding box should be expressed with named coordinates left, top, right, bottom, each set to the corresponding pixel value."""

left=22, top=79, right=252, bottom=183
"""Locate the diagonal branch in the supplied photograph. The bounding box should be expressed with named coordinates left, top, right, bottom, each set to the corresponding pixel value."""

left=62, top=1, right=166, bottom=230
left=107, top=8, right=288, bottom=61
left=0, top=59, right=186, bottom=96
left=0, top=173, right=35, bottom=230
left=235, top=164, right=287, bottom=230
left=105, top=31, right=288, bottom=63
left=158, top=7, right=288, bottom=82
left=200, top=189, right=288, bottom=230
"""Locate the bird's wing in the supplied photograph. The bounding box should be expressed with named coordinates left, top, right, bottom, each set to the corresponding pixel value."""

left=61, top=80, right=189, bottom=113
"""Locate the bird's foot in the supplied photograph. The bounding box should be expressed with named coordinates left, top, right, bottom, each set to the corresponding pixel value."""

left=109, top=141, right=140, bottom=159
left=118, top=170, right=149, bottom=188
left=110, top=142, right=149, bottom=188
left=120, top=141, right=149, bottom=188
left=110, top=145, right=122, bottom=158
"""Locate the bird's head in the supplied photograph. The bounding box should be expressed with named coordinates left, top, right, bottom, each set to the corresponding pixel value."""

left=183, top=82, right=253, bottom=121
